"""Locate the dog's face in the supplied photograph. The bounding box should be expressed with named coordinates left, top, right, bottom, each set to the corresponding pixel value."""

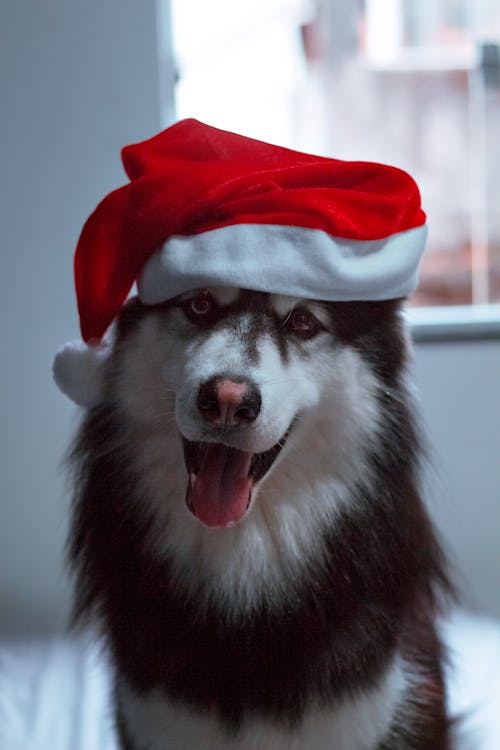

left=106, top=287, right=406, bottom=604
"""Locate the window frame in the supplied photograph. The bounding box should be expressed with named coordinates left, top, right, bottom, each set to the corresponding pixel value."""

left=408, top=303, right=500, bottom=342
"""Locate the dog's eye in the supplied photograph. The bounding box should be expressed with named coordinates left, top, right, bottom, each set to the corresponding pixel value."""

left=181, top=290, right=218, bottom=324
left=285, top=308, right=321, bottom=338
left=190, top=294, right=212, bottom=315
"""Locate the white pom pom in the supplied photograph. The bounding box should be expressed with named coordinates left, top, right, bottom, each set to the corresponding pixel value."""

left=53, top=340, right=111, bottom=408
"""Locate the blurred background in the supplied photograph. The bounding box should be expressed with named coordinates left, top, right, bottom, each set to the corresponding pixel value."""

left=0, top=0, right=499, bottom=637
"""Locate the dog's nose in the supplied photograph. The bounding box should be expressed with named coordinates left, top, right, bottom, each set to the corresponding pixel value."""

left=197, top=377, right=261, bottom=426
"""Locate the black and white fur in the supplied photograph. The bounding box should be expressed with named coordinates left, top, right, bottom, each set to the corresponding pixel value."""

left=69, top=288, right=451, bottom=749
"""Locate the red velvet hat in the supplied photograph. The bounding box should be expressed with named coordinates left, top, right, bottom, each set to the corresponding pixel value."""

left=74, top=118, right=426, bottom=343
left=54, top=119, right=427, bottom=406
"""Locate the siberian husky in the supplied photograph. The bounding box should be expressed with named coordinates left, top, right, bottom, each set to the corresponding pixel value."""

left=69, top=286, right=450, bottom=749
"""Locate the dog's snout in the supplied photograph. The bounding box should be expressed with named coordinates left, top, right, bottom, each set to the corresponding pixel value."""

left=197, top=377, right=261, bottom=427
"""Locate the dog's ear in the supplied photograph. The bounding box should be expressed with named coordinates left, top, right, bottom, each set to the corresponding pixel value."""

left=53, top=339, right=111, bottom=408
left=114, top=296, right=151, bottom=340
left=326, top=298, right=405, bottom=341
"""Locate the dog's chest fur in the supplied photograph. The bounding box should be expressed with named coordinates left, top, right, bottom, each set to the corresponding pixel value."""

left=69, top=290, right=450, bottom=749
left=117, top=655, right=406, bottom=750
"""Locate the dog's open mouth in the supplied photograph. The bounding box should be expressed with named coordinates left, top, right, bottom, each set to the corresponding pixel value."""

left=182, top=433, right=289, bottom=528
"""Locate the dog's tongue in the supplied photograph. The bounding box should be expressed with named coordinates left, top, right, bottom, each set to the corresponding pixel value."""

left=189, top=445, right=253, bottom=527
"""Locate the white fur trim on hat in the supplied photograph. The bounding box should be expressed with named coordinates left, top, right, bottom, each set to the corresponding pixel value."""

left=137, top=223, right=428, bottom=305
left=53, top=340, right=111, bottom=408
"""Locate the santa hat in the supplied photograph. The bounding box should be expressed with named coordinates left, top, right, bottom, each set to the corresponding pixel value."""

left=53, top=118, right=427, bottom=406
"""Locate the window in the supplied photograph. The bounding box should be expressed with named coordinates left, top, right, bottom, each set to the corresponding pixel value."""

left=168, top=0, right=500, bottom=312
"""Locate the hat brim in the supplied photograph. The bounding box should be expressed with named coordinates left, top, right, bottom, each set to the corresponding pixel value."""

left=138, top=222, right=428, bottom=305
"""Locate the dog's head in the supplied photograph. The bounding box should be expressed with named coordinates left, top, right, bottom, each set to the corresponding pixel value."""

left=66, top=285, right=422, bottom=611
left=105, top=287, right=408, bottom=531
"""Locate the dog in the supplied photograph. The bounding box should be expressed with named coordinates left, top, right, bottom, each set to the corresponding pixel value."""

left=68, top=285, right=450, bottom=749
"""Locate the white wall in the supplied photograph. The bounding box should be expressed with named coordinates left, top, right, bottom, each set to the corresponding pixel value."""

left=415, top=339, right=500, bottom=620
left=0, top=0, right=161, bottom=636
left=0, top=1, right=498, bottom=636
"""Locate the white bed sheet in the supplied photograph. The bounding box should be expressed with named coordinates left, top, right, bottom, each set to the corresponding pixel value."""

left=1, top=610, right=500, bottom=750
left=0, top=631, right=117, bottom=750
